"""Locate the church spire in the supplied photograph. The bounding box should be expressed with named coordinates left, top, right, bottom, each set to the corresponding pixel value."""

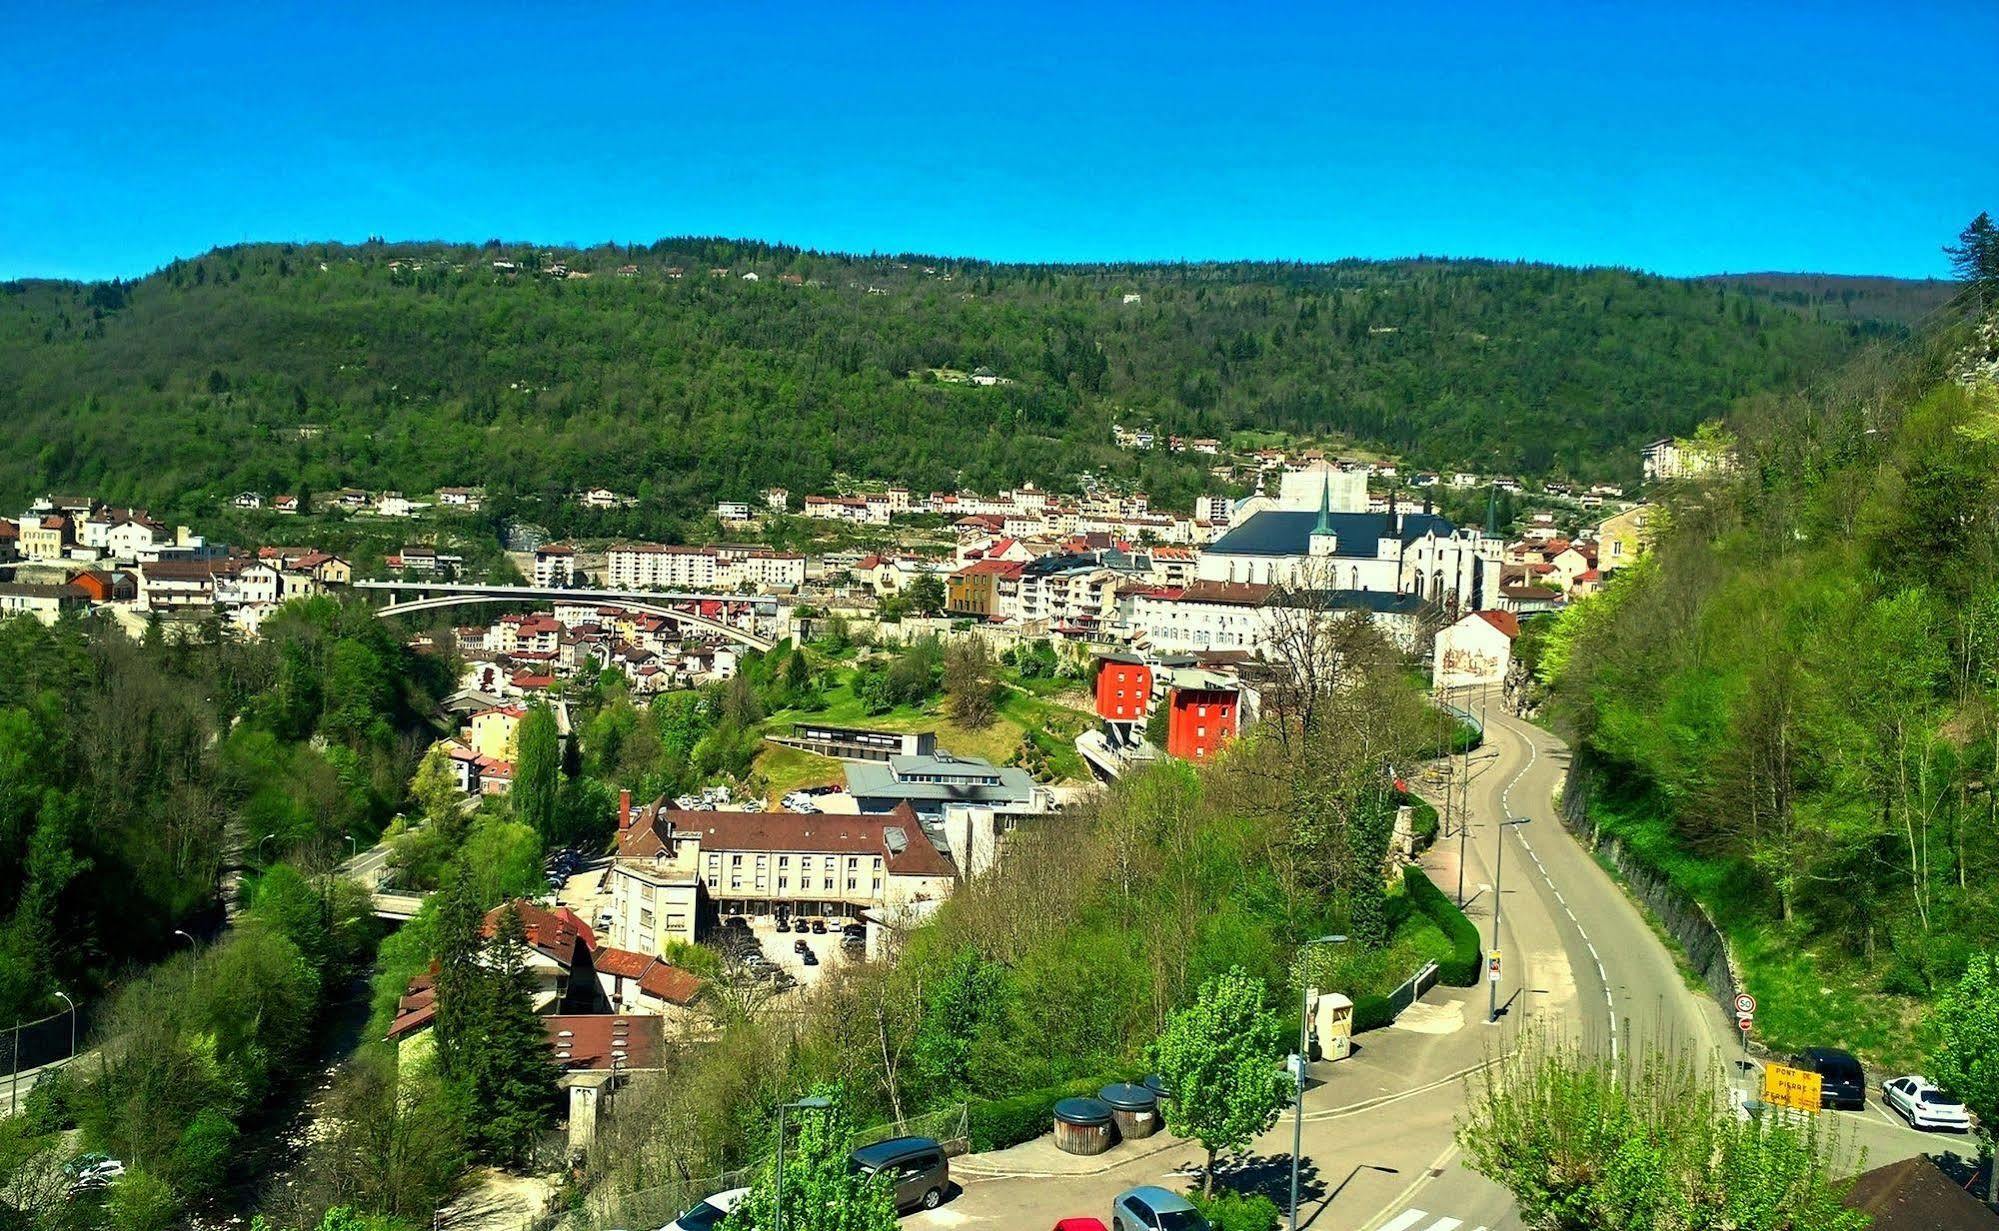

left=1314, top=471, right=1332, bottom=534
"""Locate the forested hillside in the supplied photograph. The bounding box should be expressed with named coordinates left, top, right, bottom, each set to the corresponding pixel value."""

left=0, top=239, right=1916, bottom=533
left=1543, top=299, right=1999, bottom=1067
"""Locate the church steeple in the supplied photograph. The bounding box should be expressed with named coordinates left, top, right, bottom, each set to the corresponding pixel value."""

left=1308, top=474, right=1337, bottom=558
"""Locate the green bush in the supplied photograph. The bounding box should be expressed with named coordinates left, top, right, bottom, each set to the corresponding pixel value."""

left=1404, top=867, right=1481, bottom=986
left=1351, top=994, right=1396, bottom=1033
left=966, top=1078, right=1102, bottom=1151
left=1397, top=792, right=1439, bottom=851
left=1190, top=1189, right=1280, bottom=1231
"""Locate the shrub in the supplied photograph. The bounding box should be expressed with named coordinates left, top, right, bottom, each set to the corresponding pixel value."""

left=966, top=1078, right=1102, bottom=1151
left=1190, top=1189, right=1280, bottom=1231
left=1404, top=867, right=1481, bottom=986
left=1351, top=994, right=1396, bottom=1033
left=1397, top=792, right=1439, bottom=851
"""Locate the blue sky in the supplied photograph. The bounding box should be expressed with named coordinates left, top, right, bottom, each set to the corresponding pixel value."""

left=4, top=2, right=1995, bottom=281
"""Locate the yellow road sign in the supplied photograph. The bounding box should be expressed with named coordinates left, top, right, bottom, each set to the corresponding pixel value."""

left=1762, top=1063, right=1823, bottom=1113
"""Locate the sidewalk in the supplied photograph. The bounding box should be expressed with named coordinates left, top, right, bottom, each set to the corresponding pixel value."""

left=954, top=917, right=1502, bottom=1181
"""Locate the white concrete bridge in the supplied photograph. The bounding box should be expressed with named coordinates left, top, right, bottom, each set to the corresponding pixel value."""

left=354, top=580, right=782, bottom=652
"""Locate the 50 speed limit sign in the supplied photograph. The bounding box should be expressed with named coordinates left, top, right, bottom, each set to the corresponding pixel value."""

left=1735, top=993, right=1757, bottom=1016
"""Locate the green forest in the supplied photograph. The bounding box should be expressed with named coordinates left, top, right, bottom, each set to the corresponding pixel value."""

left=0, top=239, right=1938, bottom=537
left=1543, top=298, right=1999, bottom=1068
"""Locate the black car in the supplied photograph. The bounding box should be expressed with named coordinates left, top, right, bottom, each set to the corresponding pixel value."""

left=810, top=919, right=827, bottom=934
left=793, top=938, right=810, bottom=954
left=1792, top=1048, right=1867, bottom=1110
left=802, top=947, right=819, bottom=966
left=775, top=917, right=791, bottom=933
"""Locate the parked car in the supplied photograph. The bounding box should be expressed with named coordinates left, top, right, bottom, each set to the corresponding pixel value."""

left=1791, top=1048, right=1867, bottom=1111
left=842, top=933, right=866, bottom=951
left=802, top=947, right=819, bottom=966
left=661, top=1186, right=748, bottom=1231
left=1111, top=1186, right=1210, bottom=1231
left=810, top=919, right=828, bottom=934
left=849, top=1136, right=949, bottom=1212
left=1882, top=1076, right=1973, bottom=1131
left=775, top=917, right=791, bottom=933
left=794, top=938, right=810, bottom=954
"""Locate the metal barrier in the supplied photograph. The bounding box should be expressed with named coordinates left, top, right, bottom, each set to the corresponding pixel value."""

left=1383, top=961, right=1442, bottom=1022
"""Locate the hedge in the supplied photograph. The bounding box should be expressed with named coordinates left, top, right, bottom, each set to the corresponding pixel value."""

left=966, top=1078, right=1105, bottom=1151
left=1190, top=1190, right=1280, bottom=1231
left=1404, top=866, right=1482, bottom=986
left=1396, top=792, right=1440, bottom=852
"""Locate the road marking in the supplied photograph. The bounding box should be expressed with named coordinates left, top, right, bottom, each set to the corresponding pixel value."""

left=1377, top=1213, right=1478, bottom=1231
left=1486, top=712, right=1619, bottom=1067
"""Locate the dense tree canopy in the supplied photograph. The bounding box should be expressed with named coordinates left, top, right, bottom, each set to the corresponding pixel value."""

left=0, top=240, right=1932, bottom=535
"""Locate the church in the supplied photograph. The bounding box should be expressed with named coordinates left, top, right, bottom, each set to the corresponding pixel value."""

left=1197, top=475, right=1501, bottom=614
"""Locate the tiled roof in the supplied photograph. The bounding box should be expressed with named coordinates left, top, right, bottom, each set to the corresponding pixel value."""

left=482, top=901, right=596, bottom=967
left=545, top=1014, right=664, bottom=1071
left=1476, top=610, right=1521, bottom=638
left=620, top=801, right=954, bottom=878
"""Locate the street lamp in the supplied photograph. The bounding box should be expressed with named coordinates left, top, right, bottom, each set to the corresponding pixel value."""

left=1454, top=748, right=1500, bottom=907
left=172, top=929, right=196, bottom=948
left=52, top=991, right=75, bottom=1060
left=1290, top=934, right=1348, bottom=1231
left=1488, top=817, right=1531, bottom=1024
left=775, top=1095, right=833, bottom=1231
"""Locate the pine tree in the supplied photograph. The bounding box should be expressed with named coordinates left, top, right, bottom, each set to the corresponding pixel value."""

left=469, top=905, right=559, bottom=1165
left=430, top=870, right=488, bottom=1080
left=1945, top=212, right=1999, bottom=299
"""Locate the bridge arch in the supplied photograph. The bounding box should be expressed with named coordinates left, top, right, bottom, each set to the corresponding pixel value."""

left=371, top=592, right=775, bottom=652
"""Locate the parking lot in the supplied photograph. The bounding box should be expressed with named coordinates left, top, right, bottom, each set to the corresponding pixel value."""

left=714, top=911, right=866, bottom=990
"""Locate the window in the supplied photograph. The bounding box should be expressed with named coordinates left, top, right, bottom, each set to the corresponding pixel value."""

left=847, top=877, right=858, bottom=891
left=730, top=854, right=743, bottom=867
left=823, top=877, right=834, bottom=890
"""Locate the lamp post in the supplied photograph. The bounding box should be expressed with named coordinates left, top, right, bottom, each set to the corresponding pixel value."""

left=52, top=991, right=76, bottom=1060
left=1290, top=934, right=1348, bottom=1231
left=172, top=928, right=196, bottom=949
left=775, top=1094, right=832, bottom=1231
left=1488, top=817, right=1530, bottom=1024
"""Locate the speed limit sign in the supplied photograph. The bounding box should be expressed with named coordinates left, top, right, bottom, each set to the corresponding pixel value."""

left=1735, top=993, right=1757, bottom=1016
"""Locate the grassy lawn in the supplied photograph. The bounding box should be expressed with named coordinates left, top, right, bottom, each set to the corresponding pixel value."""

left=756, top=673, right=1096, bottom=788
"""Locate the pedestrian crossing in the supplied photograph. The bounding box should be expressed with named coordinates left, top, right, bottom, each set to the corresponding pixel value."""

left=1377, top=1210, right=1488, bottom=1231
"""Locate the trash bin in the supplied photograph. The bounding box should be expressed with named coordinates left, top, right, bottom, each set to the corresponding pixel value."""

left=1052, top=1097, right=1116, bottom=1155
left=1098, top=1083, right=1160, bottom=1140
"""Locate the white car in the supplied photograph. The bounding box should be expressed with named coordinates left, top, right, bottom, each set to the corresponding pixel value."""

left=1882, top=1076, right=1973, bottom=1131
left=660, top=1186, right=748, bottom=1231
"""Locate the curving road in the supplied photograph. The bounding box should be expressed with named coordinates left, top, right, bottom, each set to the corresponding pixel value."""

left=1370, top=701, right=1943, bottom=1230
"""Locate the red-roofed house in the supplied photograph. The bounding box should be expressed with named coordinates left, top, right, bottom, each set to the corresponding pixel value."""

left=481, top=901, right=604, bottom=1012
left=605, top=796, right=956, bottom=951
left=1433, top=609, right=1520, bottom=689
left=590, top=946, right=708, bottom=1016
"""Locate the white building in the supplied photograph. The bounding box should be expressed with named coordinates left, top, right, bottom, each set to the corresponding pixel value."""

left=1432, top=610, right=1519, bottom=689
left=1195, top=483, right=1500, bottom=613
left=534, top=544, right=576, bottom=588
